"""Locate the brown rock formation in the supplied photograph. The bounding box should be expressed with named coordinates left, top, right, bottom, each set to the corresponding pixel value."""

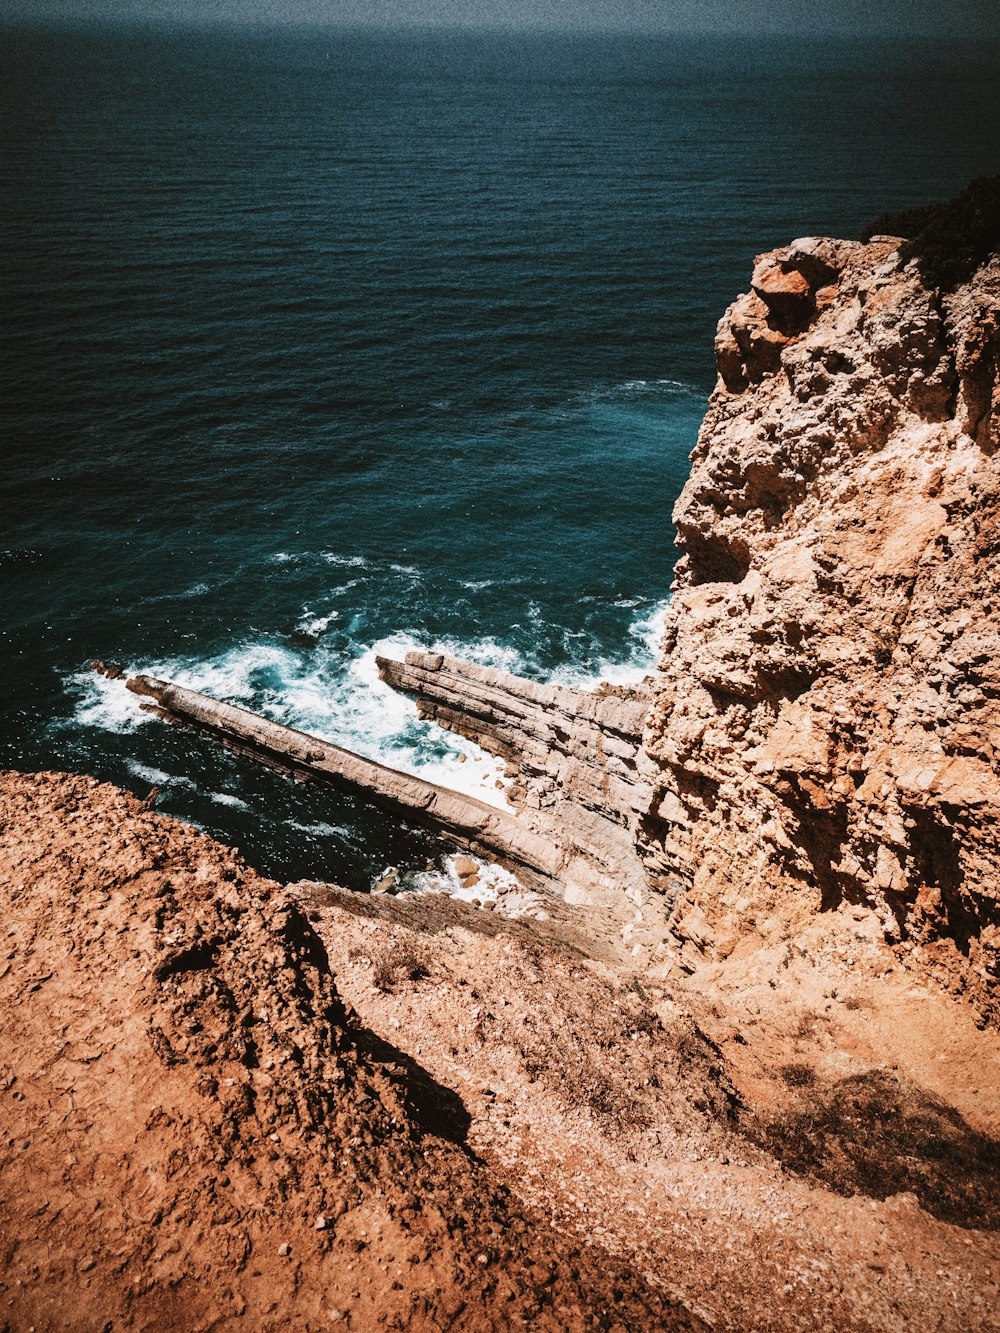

left=366, top=239, right=1000, bottom=1015
left=642, top=238, right=1000, bottom=1009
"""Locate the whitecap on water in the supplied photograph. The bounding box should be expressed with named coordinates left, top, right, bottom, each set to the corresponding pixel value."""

left=125, top=760, right=196, bottom=790
left=68, top=669, right=155, bottom=733
left=548, top=598, right=669, bottom=690
left=295, top=609, right=339, bottom=637
left=208, top=792, right=252, bottom=811
left=578, top=377, right=705, bottom=406
left=288, top=818, right=358, bottom=842
left=320, top=553, right=371, bottom=569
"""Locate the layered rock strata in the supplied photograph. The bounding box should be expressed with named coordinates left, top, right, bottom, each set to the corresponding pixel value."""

left=378, top=238, right=1000, bottom=1006
left=112, top=669, right=565, bottom=891
left=93, top=233, right=1000, bottom=1008
left=96, top=659, right=657, bottom=911
left=376, top=652, right=653, bottom=903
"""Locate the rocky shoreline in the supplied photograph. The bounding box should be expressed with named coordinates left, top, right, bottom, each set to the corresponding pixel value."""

left=3, top=211, right=999, bottom=1329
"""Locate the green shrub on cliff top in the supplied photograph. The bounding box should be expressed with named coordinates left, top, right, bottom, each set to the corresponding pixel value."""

left=862, top=174, right=1000, bottom=291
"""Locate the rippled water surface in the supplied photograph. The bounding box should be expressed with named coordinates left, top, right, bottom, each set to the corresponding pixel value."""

left=2, top=25, right=998, bottom=883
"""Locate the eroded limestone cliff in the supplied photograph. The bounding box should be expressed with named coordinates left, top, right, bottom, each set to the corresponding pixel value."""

left=370, top=235, right=1000, bottom=1016
left=640, top=236, right=1000, bottom=1008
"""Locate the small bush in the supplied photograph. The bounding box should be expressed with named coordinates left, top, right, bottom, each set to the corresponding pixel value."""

left=862, top=174, right=1000, bottom=291
left=372, top=945, right=430, bottom=992
left=744, top=1069, right=1000, bottom=1228
left=780, top=1063, right=817, bottom=1088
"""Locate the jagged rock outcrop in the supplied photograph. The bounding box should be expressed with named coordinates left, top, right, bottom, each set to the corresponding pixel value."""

left=642, top=237, right=1000, bottom=1003
left=374, top=237, right=1000, bottom=1008
left=90, top=227, right=1000, bottom=1009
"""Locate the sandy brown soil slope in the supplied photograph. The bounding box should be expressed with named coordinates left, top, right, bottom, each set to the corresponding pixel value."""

left=0, top=771, right=701, bottom=1333
left=3, top=771, right=997, bottom=1330
left=301, top=878, right=1000, bottom=1333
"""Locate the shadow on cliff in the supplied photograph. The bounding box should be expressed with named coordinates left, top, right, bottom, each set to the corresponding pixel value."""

left=346, top=1021, right=472, bottom=1147
left=742, top=1069, right=1000, bottom=1230
left=863, top=173, right=1000, bottom=291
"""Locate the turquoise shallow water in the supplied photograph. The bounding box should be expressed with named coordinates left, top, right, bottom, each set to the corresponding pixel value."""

left=2, top=24, right=998, bottom=884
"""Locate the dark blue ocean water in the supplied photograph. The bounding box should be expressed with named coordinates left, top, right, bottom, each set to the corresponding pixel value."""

left=2, top=24, right=998, bottom=885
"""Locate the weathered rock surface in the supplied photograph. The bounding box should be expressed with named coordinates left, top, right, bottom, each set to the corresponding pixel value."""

left=116, top=669, right=566, bottom=891
left=375, top=238, right=1000, bottom=1014
left=368, top=237, right=1000, bottom=1007
left=643, top=238, right=1000, bottom=1009
left=89, top=231, right=1000, bottom=1011
left=5, top=770, right=998, bottom=1332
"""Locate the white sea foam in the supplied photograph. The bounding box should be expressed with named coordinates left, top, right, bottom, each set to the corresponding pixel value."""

left=209, top=792, right=251, bottom=811
left=582, top=377, right=704, bottom=405
left=406, top=852, right=518, bottom=901
left=288, top=819, right=356, bottom=841
left=70, top=669, right=155, bottom=732
left=65, top=594, right=666, bottom=811
left=320, top=553, right=371, bottom=568
left=296, top=609, right=339, bottom=637
left=549, top=598, right=669, bottom=690
left=125, top=760, right=196, bottom=790
left=140, top=579, right=214, bottom=606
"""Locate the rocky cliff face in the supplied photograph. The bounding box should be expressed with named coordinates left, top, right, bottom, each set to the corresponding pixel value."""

left=6, top=222, right=1000, bottom=1332
left=641, top=236, right=1000, bottom=1006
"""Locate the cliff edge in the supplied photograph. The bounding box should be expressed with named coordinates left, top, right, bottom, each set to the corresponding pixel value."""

left=0, top=771, right=698, bottom=1332
left=641, top=228, right=1000, bottom=1012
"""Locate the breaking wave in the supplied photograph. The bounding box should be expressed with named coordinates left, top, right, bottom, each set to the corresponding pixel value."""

left=66, top=593, right=667, bottom=810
